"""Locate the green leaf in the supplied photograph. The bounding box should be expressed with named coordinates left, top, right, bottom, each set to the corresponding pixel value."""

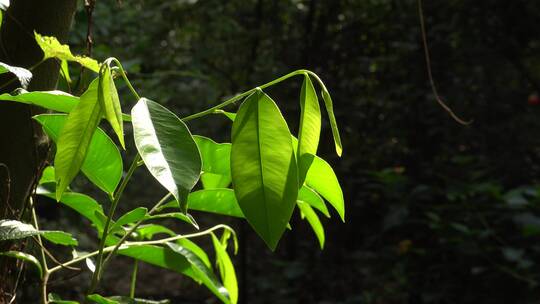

left=166, top=242, right=230, bottom=303
left=298, top=185, right=330, bottom=218
left=187, top=189, right=243, bottom=218
left=176, top=238, right=212, bottom=269
left=0, top=62, right=32, bottom=89
left=37, top=189, right=106, bottom=232
left=0, top=251, right=43, bottom=278
left=54, top=78, right=102, bottom=200
left=98, top=65, right=125, bottom=148
left=60, top=59, right=72, bottom=84
left=135, top=224, right=175, bottom=240
left=110, top=207, right=148, bottom=233
left=149, top=213, right=199, bottom=229
left=42, top=231, right=78, bottom=246
left=48, top=293, right=80, bottom=304
left=108, top=296, right=170, bottom=304
left=211, top=233, right=238, bottom=304
left=297, top=74, right=321, bottom=185
left=132, top=98, right=202, bottom=213
left=0, top=219, right=39, bottom=241
left=194, top=135, right=232, bottom=189
left=231, top=90, right=298, bottom=250
left=297, top=201, right=325, bottom=249
left=0, top=90, right=77, bottom=112
left=34, top=114, right=122, bottom=195
left=87, top=294, right=118, bottom=304
left=39, top=166, right=55, bottom=185
left=35, top=32, right=100, bottom=72
left=118, top=244, right=230, bottom=304
left=305, top=155, right=345, bottom=221
left=321, top=89, right=342, bottom=157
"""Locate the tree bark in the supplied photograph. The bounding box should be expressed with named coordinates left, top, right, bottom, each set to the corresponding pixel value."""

left=0, top=1, right=77, bottom=302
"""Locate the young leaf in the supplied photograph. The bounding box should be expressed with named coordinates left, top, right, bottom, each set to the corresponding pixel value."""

left=297, top=74, right=321, bottom=185
left=60, top=59, right=72, bottom=84
left=54, top=78, right=102, bottom=200
left=42, top=231, right=78, bottom=246
left=0, top=219, right=39, bottom=241
left=0, top=62, right=32, bottom=89
left=305, top=155, right=345, bottom=222
left=35, top=114, right=123, bottom=195
left=211, top=233, right=238, bottom=304
left=109, top=207, right=148, bottom=233
left=231, top=90, right=298, bottom=250
left=194, top=136, right=232, bottom=189
left=187, top=189, right=243, bottom=218
left=35, top=32, right=100, bottom=72
left=298, top=185, right=330, bottom=218
left=0, top=251, right=43, bottom=278
left=321, top=89, right=343, bottom=157
left=98, top=65, right=125, bottom=148
left=131, top=98, right=202, bottom=213
left=39, top=166, right=55, bottom=185
left=297, top=201, right=325, bottom=249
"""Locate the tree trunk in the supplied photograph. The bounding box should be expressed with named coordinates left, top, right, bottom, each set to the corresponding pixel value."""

left=0, top=1, right=77, bottom=302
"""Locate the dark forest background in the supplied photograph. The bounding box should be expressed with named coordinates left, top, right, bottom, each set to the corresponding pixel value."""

left=36, top=0, right=540, bottom=303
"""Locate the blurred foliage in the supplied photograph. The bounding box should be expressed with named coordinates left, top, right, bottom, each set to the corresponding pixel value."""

left=47, top=0, right=540, bottom=303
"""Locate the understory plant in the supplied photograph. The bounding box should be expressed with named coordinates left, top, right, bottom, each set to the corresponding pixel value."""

left=0, top=31, right=344, bottom=303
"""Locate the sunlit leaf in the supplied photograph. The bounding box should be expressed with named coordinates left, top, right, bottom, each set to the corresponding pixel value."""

left=305, top=155, right=345, bottom=221
left=298, top=185, right=330, bottom=218
left=0, top=62, right=32, bottom=89
left=297, top=201, right=325, bottom=249
left=211, top=233, right=238, bottom=304
left=0, top=90, right=77, bottom=112
left=0, top=219, right=39, bottom=241
left=321, top=89, right=342, bottom=156
left=35, top=114, right=122, bottom=195
left=231, top=90, right=298, bottom=250
left=35, top=32, right=100, bottom=72
left=54, top=79, right=102, bottom=200
left=297, top=74, right=321, bottom=185
left=109, top=207, right=148, bottom=233
left=187, top=189, right=243, bottom=218
left=148, top=212, right=198, bottom=229
left=132, top=98, right=201, bottom=213
left=42, top=231, right=78, bottom=246
left=193, top=136, right=231, bottom=189
left=98, top=65, right=124, bottom=148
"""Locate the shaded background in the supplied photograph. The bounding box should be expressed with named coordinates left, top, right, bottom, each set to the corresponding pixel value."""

left=34, top=0, right=540, bottom=303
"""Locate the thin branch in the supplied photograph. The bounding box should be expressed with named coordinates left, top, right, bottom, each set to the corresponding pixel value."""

left=417, top=0, right=471, bottom=125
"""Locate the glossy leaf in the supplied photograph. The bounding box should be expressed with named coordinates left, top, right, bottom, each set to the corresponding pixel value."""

left=110, top=207, right=148, bottom=233
left=132, top=98, right=202, bottom=213
left=0, top=219, right=39, bottom=241
left=0, top=90, right=78, bottom=113
left=187, top=189, right=243, bottom=218
left=87, top=294, right=118, bottom=304
left=42, top=231, right=78, bottom=246
left=231, top=90, right=298, bottom=250
left=35, top=32, right=100, bottom=72
left=177, top=238, right=212, bottom=269
left=0, top=62, right=32, bottom=89
left=0, top=0, right=9, bottom=11
left=98, top=65, right=125, bottom=148
left=298, top=185, right=330, bottom=218
left=321, top=89, right=342, bottom=156
left=118, top=244, right=230, bottom=303
left=54, top=79, right=102, bottom=200
left=305, top=155, right=345, bottom=222
left=297, top=201, right=325, bottom=249
left=211, top=233, right=238, bottom=304
left=297, top=74, right=321, bottom=185
left=39, top=166, right=55, bottom=185
left=0, top=251, right=42, bottom=277
left=194, top=135, right=232, bottom=189
left=35, top=114, right=122, bottom=195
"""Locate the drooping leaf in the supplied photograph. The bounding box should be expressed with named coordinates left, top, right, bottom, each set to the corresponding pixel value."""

left=0, top=62, right=32, bottom=89
left=35, top=32, right=100, bottom=72
left=109, top=207, right=148, bottom=233
left=132, top=98, right=202, bottom=213
left=35, top=114, right=122, bottom=195
left=211, top=233, right=238, bottom=304
left=98, top=65, right=125, bottom=148
left=37, top=189, right=106, bottom=232
left=118, top=244, right=230, bottom=304
left=187, top=189, right=243, bottom=218
left=42, top=231, right=78, bottom=246
left=54, top=78, right=102, bottom=200
left=298, top=185, right=330, bottom=218
left=60, top=59, right=72, bottom=84
left=297, top=201, right=325, bottom=249
left=297, top=74, right=321, bottom=185
left=321, top=89, right=342, bottom=157
left=149, top=213, right=198, bottom=229
left=231, top=90, right=298, bottom=250
left=194, top=135, right=232, bottom=189
left=0, top=219, right=39, bottom=241
left=177, top=238, right=212, bottom=269
left=305, top=155, right=345, bottom=222
left=0, top=251, right=42, bottom=277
